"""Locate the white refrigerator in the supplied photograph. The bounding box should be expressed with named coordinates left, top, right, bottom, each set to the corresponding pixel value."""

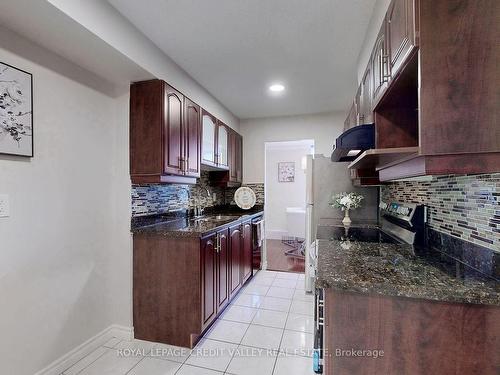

left=304, top=154, right=378, bottom=292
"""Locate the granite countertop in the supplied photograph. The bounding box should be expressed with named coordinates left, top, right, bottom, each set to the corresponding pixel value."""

left=316, top=239, right=500, bottom=306
left=131, top=205, right=264, bottom=238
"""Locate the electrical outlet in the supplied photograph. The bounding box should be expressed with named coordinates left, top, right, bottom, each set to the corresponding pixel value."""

left=0, top=194, right=10, bottom=217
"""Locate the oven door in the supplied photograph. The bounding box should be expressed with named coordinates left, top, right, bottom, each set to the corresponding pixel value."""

left=313, top=287, right=324, bottom=373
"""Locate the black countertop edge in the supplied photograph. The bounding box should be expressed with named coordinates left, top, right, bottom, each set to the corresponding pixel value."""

left=131, top=206, right=264, bottom=237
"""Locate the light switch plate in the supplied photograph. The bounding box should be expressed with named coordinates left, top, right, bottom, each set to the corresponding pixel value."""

left=0, top=194, right=10, bottom=217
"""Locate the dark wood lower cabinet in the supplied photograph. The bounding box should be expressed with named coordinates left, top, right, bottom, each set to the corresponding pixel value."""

left=133, top=215, right=261, bottom=348
left=241, top=220, right=252, bottom=283
left=323, top=289, right=500, bottom=375
left=215, top=228, right=230, bottom=312
left=201, top=233, right=217, bottom=330
left=229, top=224, right=242, bottom=298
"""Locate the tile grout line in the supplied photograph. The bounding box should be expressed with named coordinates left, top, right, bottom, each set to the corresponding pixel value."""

left=61, top=342, right=116, bottom=375
left=271, top=283, right=294, bottom=375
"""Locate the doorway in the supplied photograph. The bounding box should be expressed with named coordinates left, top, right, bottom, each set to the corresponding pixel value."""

left=263, top=139, right=314, bottom=273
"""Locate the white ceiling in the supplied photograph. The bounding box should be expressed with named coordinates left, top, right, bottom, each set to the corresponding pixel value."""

left=109, top=0, right=375, bottom=119
left=0, top=0, right=152, bottom=96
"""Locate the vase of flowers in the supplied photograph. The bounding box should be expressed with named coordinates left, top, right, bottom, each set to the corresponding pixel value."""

left=331, top=192, right=364, bottom=225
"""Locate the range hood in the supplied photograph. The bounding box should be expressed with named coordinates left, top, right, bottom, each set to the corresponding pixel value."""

left=331, top=123, right=375, bottom=162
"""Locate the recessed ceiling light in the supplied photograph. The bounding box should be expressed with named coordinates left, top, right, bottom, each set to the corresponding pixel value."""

left=269, top=83, right=285, bottom=92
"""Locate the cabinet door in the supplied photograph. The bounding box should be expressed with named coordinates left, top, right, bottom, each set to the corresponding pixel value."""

left=202, top=111, right=216, bottom=165
left=235, top=134, right=243, bottom=182
left=228, top=130, right=242, bottom=183
left=229, top=224, right=242, bottom=298
left=372, top=20, right=390, bottom=107
left=164, top=85, right=184, bottom=175
left=216, top=229, right=230, bottom=312
left=217, top=123, right=229, bottom=168
left=241, top=221, right=252, bottom=284
left=344, top=102, right=357, bottom=130
left=184, top=98, right=201, bottom=177
left=360, top=65, right=373, bottom=123
left=201, top=234, right=217, bottom=329
left=354, top=85, right=362, bottom=125
left=387, top=0, right=417, bottom=78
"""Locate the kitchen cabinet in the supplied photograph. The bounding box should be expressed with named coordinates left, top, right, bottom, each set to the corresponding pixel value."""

left=202, top=110, right=217, bottom=166
left=343, top=101, right=357, bottom=131
left=209, top=128, right=243, bottom=187
left=386, top=0, right=418, bottom=78
left=215, top=228, right=230, bottom=312
left=202, top=228, right=229, bottom=327
left=163, top=85, right=183, bottom=175
left=359, top=65, right=373, bottom=124
left=344, top=0, right=500, bottom=180
left=201, top=112, right=230, bottom=170
left=201, top=233, right=217, bottom=329
left=133, top=213, right=261, bottom=348
left=130, top=79, right=200, bottom=184
left=229, top=130, right=243, bottom=183
left=229, top=224, right=242, bottom=298
left=217, top=122, right=229, bottom=168
left=184, top=98, right=202, bottom=177
left=371, top=21, right=389, bottom=107
left=323, top=289, right=500, bottom=375
left=241, top=220, right=252, bottom=284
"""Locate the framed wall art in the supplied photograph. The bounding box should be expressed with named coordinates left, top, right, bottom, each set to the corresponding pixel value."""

left=278, top=161, right=295, bottom=182
left=0, top=61, right=33, bottom=157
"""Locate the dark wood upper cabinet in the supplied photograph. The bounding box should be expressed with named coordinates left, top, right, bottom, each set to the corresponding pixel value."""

left=344, top=101, right=357, bottom=131
left=216, top=122, right=229, bottom=168
left=130, top=79, right=200, bottom=184
left=229, top=224, right=242, bottom=298
left=371, top=21, right=390, bottom=107
left=209, top=127, right=243, bottom=187
left=229, top=130, right=243, bottom=184
left=184, top=98, right=201, bottom=177
left=359, top=64, right=373, bottom=124
left=241, top=220, right=252, bottom=284
left=163, top=85, right=184, bottom=175
left=201, top=233, right=217, bottom=330
left=387, top=0, right=418, bottom=78
left=346, top=0, right=500, bottom=180
left=201, top=110, right=217, bottom=166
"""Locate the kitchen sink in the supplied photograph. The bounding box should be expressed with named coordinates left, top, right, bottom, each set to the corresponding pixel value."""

left=192, top=215, right=239, bottom=223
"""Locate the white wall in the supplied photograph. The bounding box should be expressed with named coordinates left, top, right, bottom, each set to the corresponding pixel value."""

left=0, top=27, right=131, bottom=374
left=265, top=143, right=311, bottom=239
left=356, top=0, right=391, bottom=82
left=46, top=0, right=240, bottom=131
left=240, top=111, right=345, bottom=183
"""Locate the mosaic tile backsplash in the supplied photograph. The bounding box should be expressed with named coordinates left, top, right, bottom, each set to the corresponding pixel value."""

left=131, top=171, right=265, bottom=217
left=382, top=174, right=500, bottom=252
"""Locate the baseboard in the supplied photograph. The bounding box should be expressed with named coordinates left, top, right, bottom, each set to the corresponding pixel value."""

left=35, top=324, right=134, bottom=375
left=266, top=229, right=288, bottom=240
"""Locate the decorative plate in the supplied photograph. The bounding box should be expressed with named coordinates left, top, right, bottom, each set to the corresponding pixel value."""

left=234, top=187, right=257, bottom=210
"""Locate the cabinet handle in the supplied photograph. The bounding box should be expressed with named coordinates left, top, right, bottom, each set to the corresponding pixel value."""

left=184, top=157, right=188, bottom=173
left=382, top=54, right=390, bottom=82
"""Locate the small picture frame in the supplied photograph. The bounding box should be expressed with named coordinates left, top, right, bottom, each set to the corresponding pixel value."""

left=0, top=61, right=33, bottom=157
left=278, top=162, right=295, bottom=182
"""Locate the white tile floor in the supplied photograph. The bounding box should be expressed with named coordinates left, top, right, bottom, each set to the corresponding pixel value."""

left=60, top=270, right=315, bottom=375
